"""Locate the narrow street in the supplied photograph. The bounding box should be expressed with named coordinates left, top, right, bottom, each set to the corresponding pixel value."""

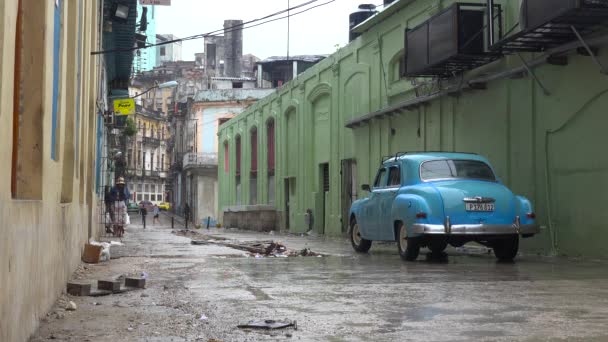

left=31, top=215, right=608, bottom=342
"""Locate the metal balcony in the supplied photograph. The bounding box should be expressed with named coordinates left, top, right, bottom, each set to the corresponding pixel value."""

left=183, top=152, right=218, bottom=170
left=142, top=136, right=161, bottom=147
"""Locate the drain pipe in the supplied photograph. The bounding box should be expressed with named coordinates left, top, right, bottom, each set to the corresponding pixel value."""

left=487, top=0, right=495, bottom=47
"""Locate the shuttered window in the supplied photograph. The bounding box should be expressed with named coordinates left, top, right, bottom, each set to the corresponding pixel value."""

left=235, top=136, right=241, bottom=176
left=251, top=128, right=258, bottom=175
left=224, top=142, right=229, bottom=172
left=267, top=119, right=275, bottom=175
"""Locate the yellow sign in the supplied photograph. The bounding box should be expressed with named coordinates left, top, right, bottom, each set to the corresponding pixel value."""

left=113, top=98, right=135, bottom=116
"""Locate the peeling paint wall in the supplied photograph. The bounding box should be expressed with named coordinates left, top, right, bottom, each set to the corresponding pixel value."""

left=0, top=0, right=103, bottom=341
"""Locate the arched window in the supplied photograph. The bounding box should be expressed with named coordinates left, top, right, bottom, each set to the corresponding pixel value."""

left=267, top=119, right=275, bottom=175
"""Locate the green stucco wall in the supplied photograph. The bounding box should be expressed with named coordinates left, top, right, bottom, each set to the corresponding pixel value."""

left=218, top=0, right=608, bottom=258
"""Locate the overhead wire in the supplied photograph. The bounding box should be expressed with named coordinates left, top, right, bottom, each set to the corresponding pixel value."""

left=92, top=0, right=335, bottom=56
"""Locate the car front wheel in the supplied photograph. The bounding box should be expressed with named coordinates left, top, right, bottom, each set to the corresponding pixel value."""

left=492, top=235, right=519, bottom=261
left=350, top=217, right=372, bottom=253
left=397, top=222, right=420, bottom=261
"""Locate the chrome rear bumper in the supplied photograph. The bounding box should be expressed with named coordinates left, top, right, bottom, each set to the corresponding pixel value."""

left=412, top=219, right=540, bottom=236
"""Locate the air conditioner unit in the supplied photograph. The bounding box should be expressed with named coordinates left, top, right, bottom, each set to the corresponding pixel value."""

left=493, top=0, right=608, bottom=52
left=404, top=3, right=502, bottom=78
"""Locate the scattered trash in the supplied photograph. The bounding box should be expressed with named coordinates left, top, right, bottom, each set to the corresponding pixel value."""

left=127, top=327, right=134, bottom=332
left=141, top=272, right=148, bottom=279
left=88, top=240, right=112, bottom=262
left=92, top=302, right=101, bottom=306
left=65, top=301, right=77, bottom=311
left=141, top=293, right=149, bottom=298
left=268, top=230, right=275, bottom=235
left=238, top=319, right=297, bottom=330
left=199, top=314, right=208, bottom=321
left=163, top=285, right=169, bottom=291
left=191, top=239, right=323, bottom=258
left=82, top=243, right=103, bottom=264
left=286, top=333, right=293, bottom=337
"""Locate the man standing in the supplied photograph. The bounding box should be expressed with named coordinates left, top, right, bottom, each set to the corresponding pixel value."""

left=153, top=204, right=160, bottom=225
left=110, top=177, right=131, bottom=204
left=140, top=202, right=148, bottom=229
left=184, top=203, right=191, bottom=229
left=110, top=177, right=130, bottom=236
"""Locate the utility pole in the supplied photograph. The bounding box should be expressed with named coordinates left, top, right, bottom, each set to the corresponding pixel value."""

left=287, top=0, right=290, bottom=61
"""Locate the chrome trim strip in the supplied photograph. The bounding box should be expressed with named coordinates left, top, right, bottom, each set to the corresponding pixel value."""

left=463, top=196, right=496, bottom=203
left=412, top=223, right=540, bottom=235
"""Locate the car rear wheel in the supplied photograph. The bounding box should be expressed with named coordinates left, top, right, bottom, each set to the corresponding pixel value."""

left=397, top=222, right=420, bottom=261
left=350, top=218, right=372, bottom=253
left=492, top=235, right=519, bottom=261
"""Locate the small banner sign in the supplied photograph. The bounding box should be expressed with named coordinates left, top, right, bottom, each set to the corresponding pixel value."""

left=113, top=98, right=136, bottom=116
left=140, top=0, right=171, bottom=5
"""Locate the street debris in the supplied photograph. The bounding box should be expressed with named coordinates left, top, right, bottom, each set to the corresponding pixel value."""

left=191, top=239, right=323, bottom=258
left=65, top=301, right=77, bottom=311
left=238, top=319, right=297, bottom=330
left=199, top=314, right=208, bottom=321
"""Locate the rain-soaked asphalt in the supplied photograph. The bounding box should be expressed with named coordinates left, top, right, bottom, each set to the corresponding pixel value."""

left=31, top=215, right=608, bottom=342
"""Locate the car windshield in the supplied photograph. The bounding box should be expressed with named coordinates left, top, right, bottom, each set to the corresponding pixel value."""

left=420, top=159, right=496, bottom=182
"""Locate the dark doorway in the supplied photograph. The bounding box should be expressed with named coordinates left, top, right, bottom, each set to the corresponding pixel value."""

left=341, top=159, right=357, bottom=232
left=319, top=163, right=329, bottom=234
left=284, top=177, right=296, bottom=231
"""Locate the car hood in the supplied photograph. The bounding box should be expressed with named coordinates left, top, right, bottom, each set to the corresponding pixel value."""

left=430, top=180, right=516, bottom=225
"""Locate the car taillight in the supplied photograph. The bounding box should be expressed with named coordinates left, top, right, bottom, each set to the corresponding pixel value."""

left=526, top=212, right=536, bottom=219
left=416, top=212, right=427, bottom=219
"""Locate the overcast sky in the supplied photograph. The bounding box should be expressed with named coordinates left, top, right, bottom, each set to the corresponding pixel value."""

left=154, top=0, right=382, bottom=60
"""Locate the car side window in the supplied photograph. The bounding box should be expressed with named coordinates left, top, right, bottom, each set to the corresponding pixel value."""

left=373, top=168, right=387, bottom=189
left=387, top=166, right=401, bottom=187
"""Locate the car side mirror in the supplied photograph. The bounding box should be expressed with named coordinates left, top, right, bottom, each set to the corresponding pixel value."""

left=361, top=184, right=371, bottom=192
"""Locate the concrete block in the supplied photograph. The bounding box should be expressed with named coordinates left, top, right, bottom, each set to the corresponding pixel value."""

left=125, top=277, right=146, bottom=289
left=98, top=280, right=121, bottom=292
left=67, top=282, right=91, bottom=296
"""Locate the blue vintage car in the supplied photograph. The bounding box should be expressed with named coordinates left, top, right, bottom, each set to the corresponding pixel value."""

left=349, top=152, right=539, bottom=261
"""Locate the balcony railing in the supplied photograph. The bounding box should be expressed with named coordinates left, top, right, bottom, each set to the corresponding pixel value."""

left=142, top=136, right=161, bottom=147
left=183, top=152, right=218, bottom=169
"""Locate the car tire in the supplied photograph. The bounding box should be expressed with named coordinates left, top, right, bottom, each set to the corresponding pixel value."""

left=428, top=237, right=448, bottom=254
left=493, top=235, right=519, bottom=261
left=350, top=217, right=372, bottom=253
left=396, top=222, right=420, bottom=261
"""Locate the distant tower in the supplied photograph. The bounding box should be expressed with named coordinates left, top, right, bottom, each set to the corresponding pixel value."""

left=224, top=20, right=243, bottom=78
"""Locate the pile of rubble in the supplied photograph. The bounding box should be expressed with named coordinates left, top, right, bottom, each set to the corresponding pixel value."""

left=191, top=239, right=322, bottom=258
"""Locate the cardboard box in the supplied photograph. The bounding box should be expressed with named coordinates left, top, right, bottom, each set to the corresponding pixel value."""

left=82, top=244, right=102, bottom=264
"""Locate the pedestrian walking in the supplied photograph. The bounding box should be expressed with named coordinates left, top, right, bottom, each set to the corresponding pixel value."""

left=140, top=202, right=148, bottom=229
left=184, top=203, right=191, bottom=229
left=153, top=204, right=160, bottom=225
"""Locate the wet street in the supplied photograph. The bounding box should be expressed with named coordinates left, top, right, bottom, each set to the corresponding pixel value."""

left=32, top=216, right=608, bottom=342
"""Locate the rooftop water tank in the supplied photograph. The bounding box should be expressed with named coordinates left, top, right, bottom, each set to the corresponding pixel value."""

left=349, top=4, right=377, bottom=42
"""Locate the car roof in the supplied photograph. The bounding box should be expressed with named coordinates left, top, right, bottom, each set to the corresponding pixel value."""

left=383, top=152, right=490, bottom=165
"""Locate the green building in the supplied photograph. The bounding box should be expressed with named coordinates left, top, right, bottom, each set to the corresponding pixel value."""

left=218, top=0, right=608, bottom=258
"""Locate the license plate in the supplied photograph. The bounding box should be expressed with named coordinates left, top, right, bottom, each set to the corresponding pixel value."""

left=465, top=203, right=495, bottom=212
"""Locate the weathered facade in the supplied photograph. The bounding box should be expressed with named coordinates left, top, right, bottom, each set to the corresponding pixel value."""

left=125, top=105, right=171, bottom=205
left=174, top=88, right=275, bottom=225
left=0, top=0, right=110, bottom=340
left=218, top=0, right=608, bottom=258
